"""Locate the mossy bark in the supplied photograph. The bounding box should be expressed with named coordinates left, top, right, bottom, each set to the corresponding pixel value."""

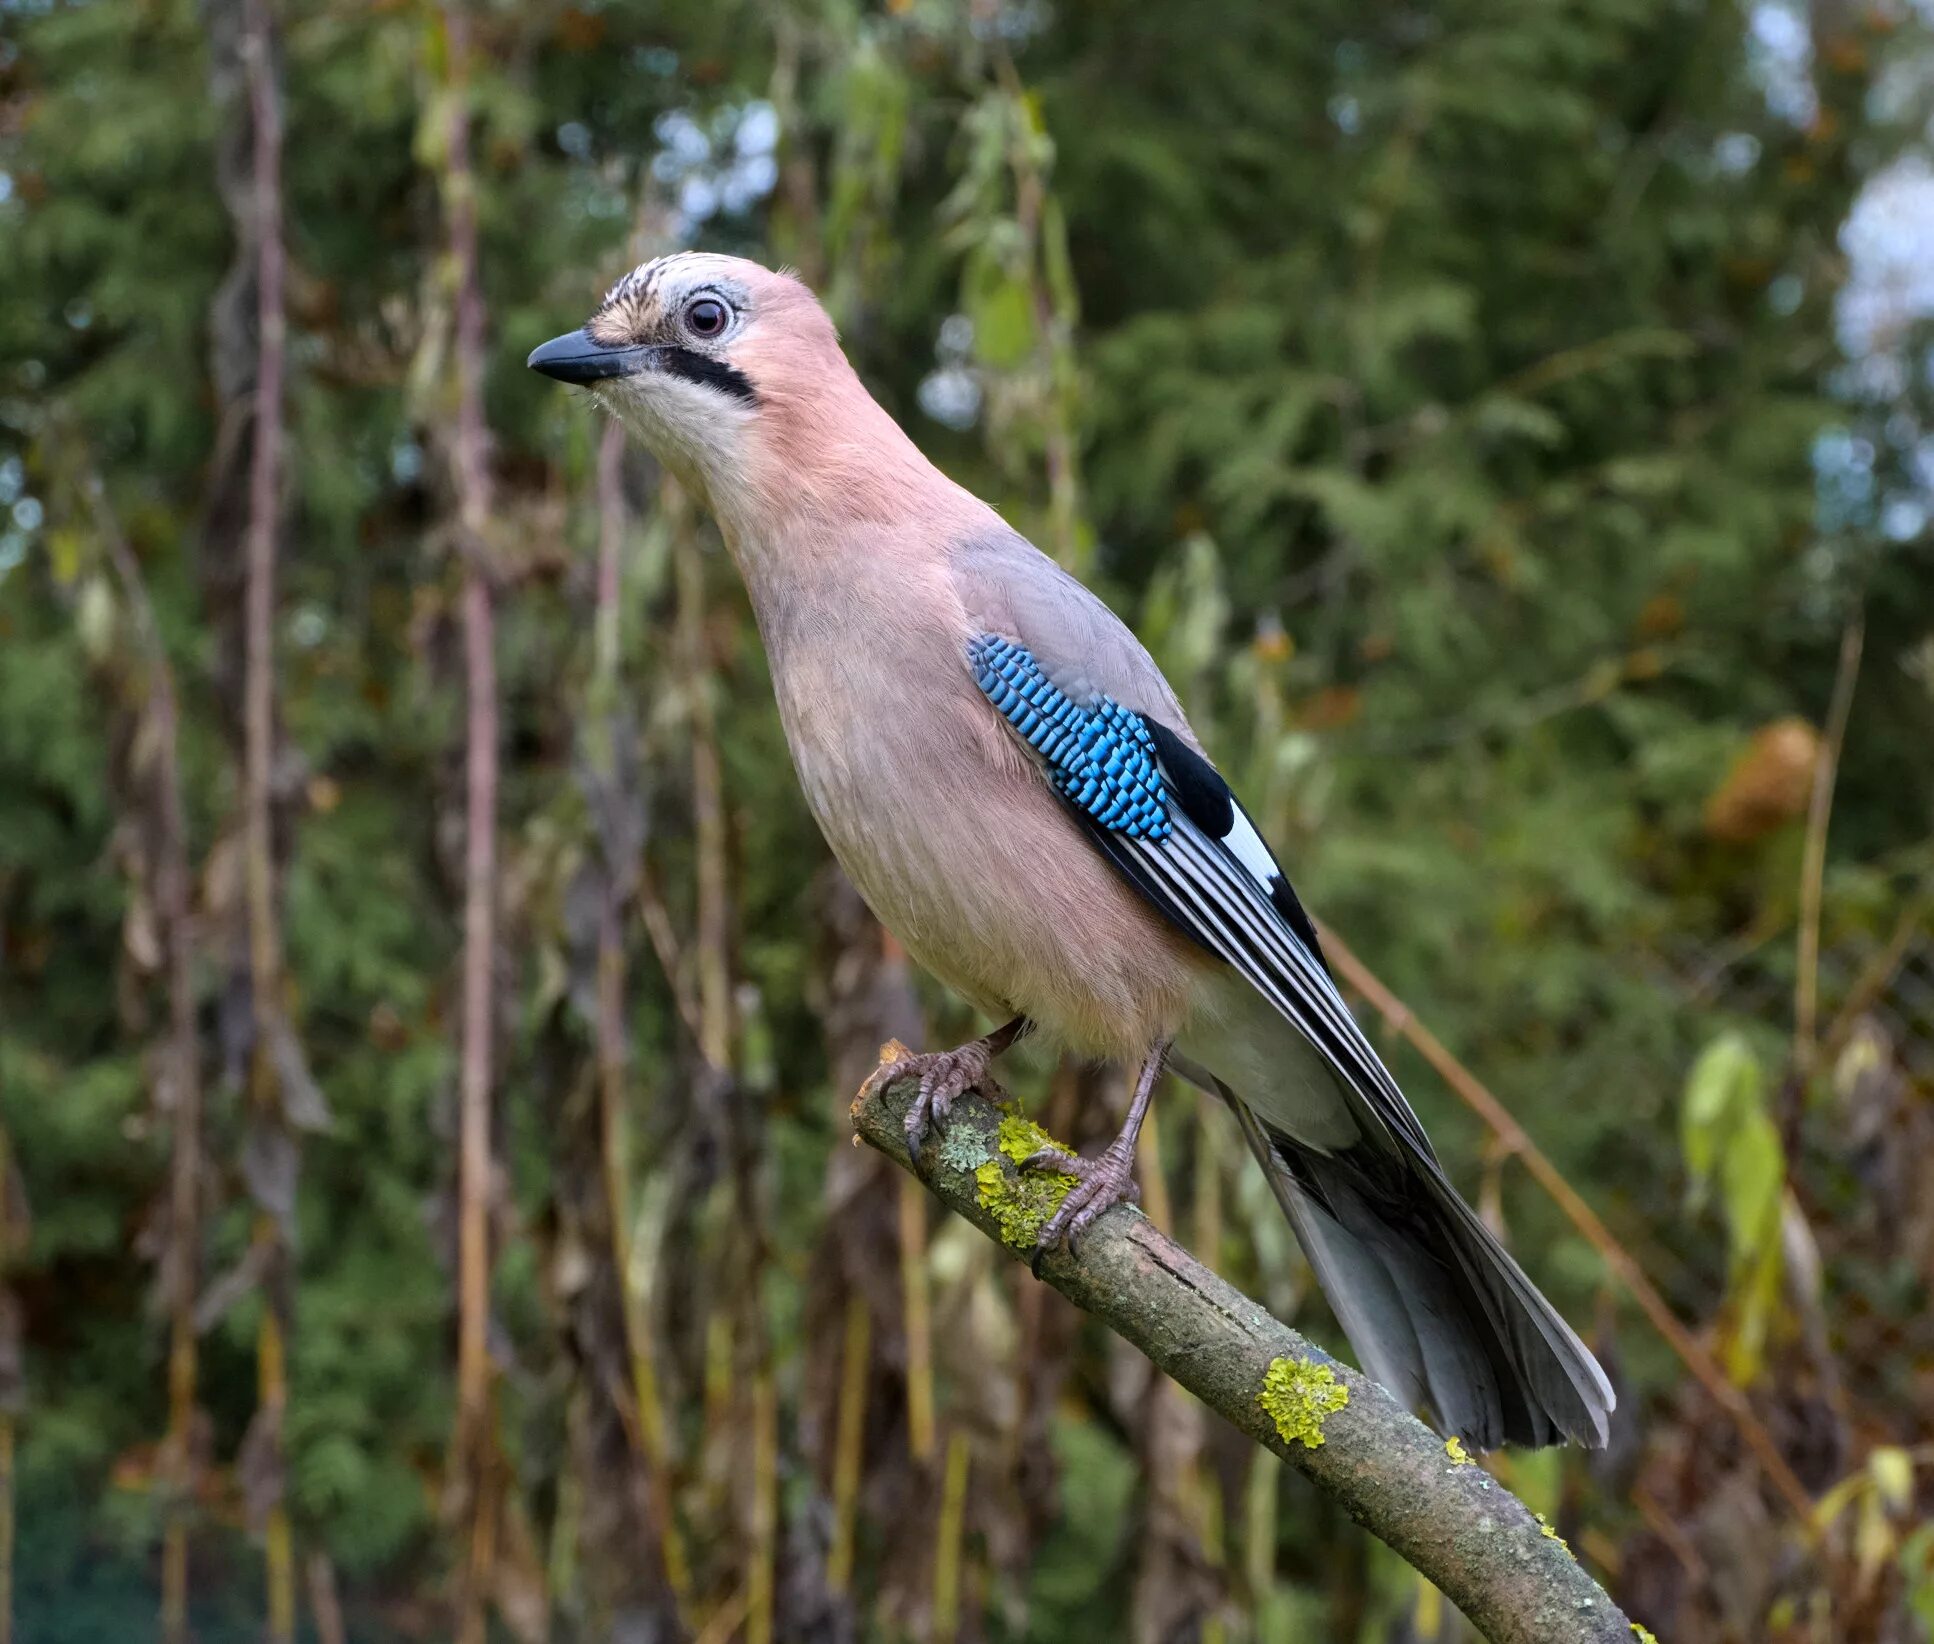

left=852, top=1050, right=1633, bottom=1644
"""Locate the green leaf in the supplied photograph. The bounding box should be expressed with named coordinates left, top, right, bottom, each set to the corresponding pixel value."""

left=1680, top=1031, right=1759, bottom=1203
left=1719, top=1108, right=1782, bottom=1272
left=968, top=263, right=1037, bottom=370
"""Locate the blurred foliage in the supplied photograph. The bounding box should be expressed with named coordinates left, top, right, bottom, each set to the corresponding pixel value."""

left=3, top=0, right=1934, bottom=1640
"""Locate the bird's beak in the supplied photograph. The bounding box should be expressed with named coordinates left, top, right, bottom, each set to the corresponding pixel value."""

left=525, top=328, right=651, bottom=385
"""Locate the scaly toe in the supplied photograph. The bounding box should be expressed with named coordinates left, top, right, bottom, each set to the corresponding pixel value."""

left=1020, top=1145, right=1085, bottom=1177
left=895, top=1048, right=990, bottom=1160
left=1033, top=1147, right=1140, bottom=1255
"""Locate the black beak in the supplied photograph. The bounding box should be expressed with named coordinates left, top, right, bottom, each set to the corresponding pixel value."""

left=526, top=328, right=651, bottom=385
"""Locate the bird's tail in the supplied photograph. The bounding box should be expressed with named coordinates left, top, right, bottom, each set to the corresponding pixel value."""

left=1252, top=1108, right=1613, bottom=1450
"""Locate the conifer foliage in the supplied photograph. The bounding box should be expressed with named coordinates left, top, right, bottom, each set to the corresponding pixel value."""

left=2, top=1, right=1931, bottom=1639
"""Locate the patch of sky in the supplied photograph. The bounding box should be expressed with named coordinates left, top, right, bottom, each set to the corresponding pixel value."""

left=1713, top=132, right=1761, bottom=176
left=1748, top=1, right=1817, bottom=127
left=919, top=313, right=982, bottom=431
left=650, top=100, right=780, bottom=236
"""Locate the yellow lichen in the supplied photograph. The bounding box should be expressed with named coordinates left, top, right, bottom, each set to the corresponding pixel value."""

left=995, top=1114, right=1060, bottom=1167
left=1630, top=1628, right=1658, bottom=1644
left=1535, top=1513, right=1571, bottom=1554
left=973, top=1116, right=1076, bottom=1249
left=1257, top=1356, right=1349, bottom=1450
left=1444, top=1436, right=1474, bottom=1467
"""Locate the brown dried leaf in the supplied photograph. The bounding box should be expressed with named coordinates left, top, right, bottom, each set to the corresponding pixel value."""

left=1702, top=716, right=1820, bottom=844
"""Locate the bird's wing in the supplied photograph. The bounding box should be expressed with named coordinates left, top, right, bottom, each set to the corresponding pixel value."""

left=949, top=530, right=1615, bottom=1448
left=947, top=529, right=1198, bottom=746
left=946, top=528, right=1436, bottom=1163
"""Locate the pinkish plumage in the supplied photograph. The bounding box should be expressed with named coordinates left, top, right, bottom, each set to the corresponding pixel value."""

left=530, top=253, right=1615, bottom=1452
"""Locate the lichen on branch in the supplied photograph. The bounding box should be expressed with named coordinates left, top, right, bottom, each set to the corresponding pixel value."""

left=1258, top=1355, right=1349, bottom=1450
left=974, top=1115, right=1077, bottom=1249
left=851, top=1046, right=1635, bottom=1644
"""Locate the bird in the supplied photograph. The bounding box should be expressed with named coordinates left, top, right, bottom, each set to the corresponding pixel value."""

left=529, top=252, right=1615, bottom=1450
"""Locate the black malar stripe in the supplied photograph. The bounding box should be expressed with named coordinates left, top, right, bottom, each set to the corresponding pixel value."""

left=656, top=346, right=759, bottom=404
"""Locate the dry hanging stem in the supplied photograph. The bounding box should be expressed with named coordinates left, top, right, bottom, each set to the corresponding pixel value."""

left=239, top=0, right=297, bottom=1632
left=589, top=420, right=692, bottom=1615
left=1793, top=614, right=1864, bottom=1084
left=437, top=9, right=504, bottom=1639
left=897, top=1176, right=936, bottom=1463
left=825, top=1293, right=871, bottom=1595
left=671, top=486, right=736, bottom=1071
left=89, top=474, right=204, bottom=1644
left=0, top=1129, right=16, bottom=1644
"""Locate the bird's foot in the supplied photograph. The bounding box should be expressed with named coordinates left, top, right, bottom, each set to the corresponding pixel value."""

left=865, top=1041, right=1007, bottom=1162
left=1021, top=1138, right=1141, bottom=1255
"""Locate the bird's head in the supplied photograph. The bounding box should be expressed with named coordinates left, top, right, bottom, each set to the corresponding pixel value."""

left=527, top=252, right=847, bottom=518
left=531, top=252, right=967, bottom=556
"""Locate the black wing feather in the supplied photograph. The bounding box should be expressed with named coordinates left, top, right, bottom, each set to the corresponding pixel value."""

left=1067, top=799, right=1438, bottom=1162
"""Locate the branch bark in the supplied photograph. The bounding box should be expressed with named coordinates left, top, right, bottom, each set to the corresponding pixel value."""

left=850, top=1058, right=1634, bottom=1644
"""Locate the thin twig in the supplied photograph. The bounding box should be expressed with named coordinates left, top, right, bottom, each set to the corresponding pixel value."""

left=692, top=1589, right=749, bottom=1644
left=1821, top=886, right=1931, bottom=1060
left=239, top=1, right=297, bottom=1631
left=670, top=484, right=736, bottom=1071
left=897, top=1177, right=936, bottom=1463
left=84, top=473, right=204, bottom=1644
left=1794, top=615, right=1866, bottom=1082
left=1313, top=927, right=1818, bottom=1529
left=825, top=1293, right=871, bottom=1595
left=635, top=855, right=705, bottom=1047
left=588, top=422, right=693, bottom=1621
left=930, top=1429, right=972, bottom=1644
left=305, top=1553, right=347, bottom=1644
left=438, top=10, right=503, bottom=1638
left=0, top=1130, right=15, bottom=1644
left=746, top=1367, right=778, bottom=1644
left=1631, top=1485, right=1708, bottom=1584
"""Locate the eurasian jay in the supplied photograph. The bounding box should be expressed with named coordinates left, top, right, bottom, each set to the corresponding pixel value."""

left=529, top=253, right=1614, bottom=1450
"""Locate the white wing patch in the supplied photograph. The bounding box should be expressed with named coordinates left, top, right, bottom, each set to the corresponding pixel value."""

left=1221, top=805, right=1280, bottom=889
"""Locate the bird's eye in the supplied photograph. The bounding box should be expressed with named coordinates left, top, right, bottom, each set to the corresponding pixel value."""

left=685, top=297, right=729, bottom=339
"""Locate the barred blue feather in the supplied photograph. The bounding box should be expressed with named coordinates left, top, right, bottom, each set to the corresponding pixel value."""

left=968, top=635, right=1171, bottom=839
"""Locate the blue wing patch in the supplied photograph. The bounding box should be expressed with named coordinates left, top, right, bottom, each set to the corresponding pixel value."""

left=969, top=634, right=1171, bottom=839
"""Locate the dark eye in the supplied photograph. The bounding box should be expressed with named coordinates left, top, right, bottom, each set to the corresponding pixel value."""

left=685, top=297, right=728, bottom=339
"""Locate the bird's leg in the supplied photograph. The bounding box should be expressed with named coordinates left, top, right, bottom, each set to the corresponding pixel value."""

left=1023, top=1038, right=1170, bottom=1254
left=866, top=1016, right=1031, bottom=1160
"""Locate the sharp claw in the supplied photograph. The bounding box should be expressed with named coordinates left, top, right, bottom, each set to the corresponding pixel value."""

left=1030, top=1144, right=1139, bottom=1258
left=1021, top=1146, right=1081, bottom=1176
left=886, top=1045, right=995, bottom=1166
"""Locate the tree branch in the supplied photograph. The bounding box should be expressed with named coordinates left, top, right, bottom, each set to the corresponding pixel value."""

left=850, top=1049, right=1634, bottom=1644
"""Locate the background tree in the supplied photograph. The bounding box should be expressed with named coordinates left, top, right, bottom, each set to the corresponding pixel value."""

left=2, top=0, right=1932, bottom=1639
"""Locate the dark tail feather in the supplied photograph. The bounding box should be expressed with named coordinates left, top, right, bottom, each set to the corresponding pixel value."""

left=1262, top=1118, right=1613, bottom=1450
